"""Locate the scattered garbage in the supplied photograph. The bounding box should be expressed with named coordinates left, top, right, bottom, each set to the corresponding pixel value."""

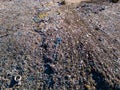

left=0, top=67, right=3, bottom=73
left=41, top=42, right=49, bottom=51
left=44, top=64, right=55, bottom=75
left=0, top=0, right=120, bottom=90
left=9, top=76, right=18, bottom=88
left=52, top=53, right=58, bottom=61
left=43, top=54, right=53, bottom=63
left=54, top=35, right=62, bottom=48
left=32, top=16, right=41, bottom=23
left=14, top=75, right=22, bottom=82
left=46, top=76, right=55, bottom=89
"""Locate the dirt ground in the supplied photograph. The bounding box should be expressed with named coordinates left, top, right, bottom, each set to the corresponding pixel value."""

left=0, top=0, right=120, bottom=90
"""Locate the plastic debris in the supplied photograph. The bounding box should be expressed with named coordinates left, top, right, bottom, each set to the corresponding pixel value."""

left=44, top=64, right=55, bottom=75
left=9, top=76, right=18, bottom=88
left=14, top=75, right=22, bottom=82
left=32, top=16, right=41, bottom=23
left=54, top=35, right=62, bottom=48
left=41, top=42, right=49, bottom=51
left=38, top=12, right=49, bottom=20
left=46, top=76, right=55, bottom=89
left=43, top=54, right=53, bottom=63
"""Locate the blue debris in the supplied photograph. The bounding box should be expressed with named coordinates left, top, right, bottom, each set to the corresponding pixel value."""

left=43, top=54, right=53, bottom=63
left=44, top=64, right=55, bottom=75
left=41, top=43, right=49, bottom=51
left=56, top=37, right=62, bottom=44
left=9, top=76, right=18, bottom=88
left=52, top=53, right=58, bottom=61
left=5, top=83, right=9, bottom=88
left=32, top=16, right=41, bottom=23
left=0, top=67, right=3, bottom=72
left=54, top=36, right=62, bottom=48
left=46, top=76, right=55, bottom=89
left=16, top=65, right=22, bottom=71
left=64, top=76, right=69, bottom=80
left=0, top=80, right=3, bottom=86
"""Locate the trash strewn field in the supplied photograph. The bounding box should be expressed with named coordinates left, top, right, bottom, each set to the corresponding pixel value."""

left=0, top=0, right=120, bottom=90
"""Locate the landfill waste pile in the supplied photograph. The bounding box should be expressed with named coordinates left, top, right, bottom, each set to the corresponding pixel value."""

left=0, top=0, right=120, bottom=90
